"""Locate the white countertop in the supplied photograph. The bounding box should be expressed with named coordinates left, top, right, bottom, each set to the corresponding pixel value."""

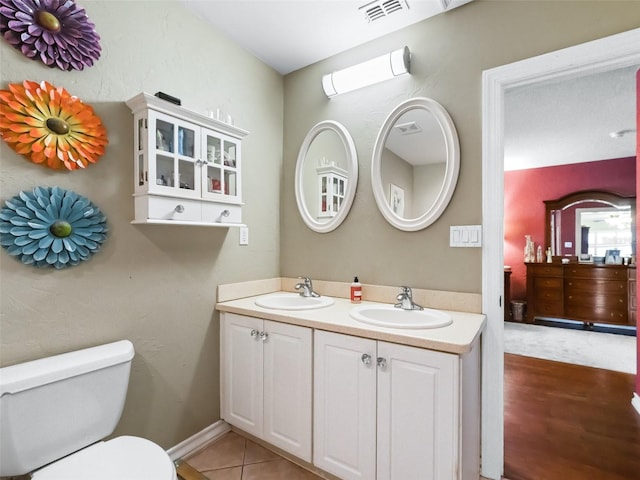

left=216, top=293, right=485, bottom=355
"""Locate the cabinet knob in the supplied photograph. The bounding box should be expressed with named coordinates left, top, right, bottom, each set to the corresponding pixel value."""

left=174, top=204, right=185, bottom=213
left=361, top=354, right=372, bottom=366
left=221, top=209, right=230, bottom=217
left=250, top=329, right=259, bottom=338
left=259, top=331, right=269, bottom=342
left=377, top=357, right=387, bottom=369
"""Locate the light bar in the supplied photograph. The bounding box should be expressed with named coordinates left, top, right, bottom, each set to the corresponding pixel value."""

left=322, top=46, right=411, bottom=98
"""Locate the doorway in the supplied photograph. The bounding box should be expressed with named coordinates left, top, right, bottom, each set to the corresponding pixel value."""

left=481, top=28, right=640, bottom=479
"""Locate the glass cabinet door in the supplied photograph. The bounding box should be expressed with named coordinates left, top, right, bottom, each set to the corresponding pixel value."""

left=149, top=112, right=200, bottom=198
left=202, top=129, right=240, bottom=202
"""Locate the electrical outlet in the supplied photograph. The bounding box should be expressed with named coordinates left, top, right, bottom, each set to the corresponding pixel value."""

left=239, top=226, right=249, bottom=246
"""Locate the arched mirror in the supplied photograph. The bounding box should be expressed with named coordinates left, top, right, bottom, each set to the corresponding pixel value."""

left=371, top=97, right=460, bottom=231
left=544, top=190, right=636, bottom=260
left=295, top=120, right=358, bottom=233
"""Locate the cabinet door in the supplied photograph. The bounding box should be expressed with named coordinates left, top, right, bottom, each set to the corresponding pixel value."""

left=149, top=111, right=200, bottom=198
left=313, top=331, right=376, bottom=480
left=220, top=313, right=263, bottom=438
left=201, top=128, right=241, bottom=203
left=263, top=321, right=312, bottom=461
left=377, top=342, right=458, bottom=480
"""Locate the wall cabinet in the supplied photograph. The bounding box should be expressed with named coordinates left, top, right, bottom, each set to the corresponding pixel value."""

left=525, top=263, right=636, bottom=325
left=313, top=330, right=479, bottom=480
left=126, top=93, right=248, bottom=226
left=220, top=313, right=312, bottom=461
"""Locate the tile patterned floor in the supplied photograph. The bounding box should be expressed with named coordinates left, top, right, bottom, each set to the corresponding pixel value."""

left=185, top=431, right=322, bottom=480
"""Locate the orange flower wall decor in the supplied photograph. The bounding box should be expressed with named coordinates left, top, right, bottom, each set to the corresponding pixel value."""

left=0, top=80, right=107, bottom=170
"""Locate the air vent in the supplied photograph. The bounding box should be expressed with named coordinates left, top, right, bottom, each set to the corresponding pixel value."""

left=360, top=0, right=409, bottom=23
left=394, top=121, right=422, bottom=135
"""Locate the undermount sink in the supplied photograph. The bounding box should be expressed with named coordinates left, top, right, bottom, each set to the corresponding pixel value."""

left=255, top=293, right=334, bottom=311
left=350, top=304, right=452, bottom=329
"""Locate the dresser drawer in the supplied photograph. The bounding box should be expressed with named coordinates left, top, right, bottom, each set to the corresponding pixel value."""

left=565, top=291, right=627, bottom=309
left=527, top=264, right=563, bottom=277
left=564, top=279, right=626, bottom=295
left=564, top=265, right=627, bottom=280
left=564, top=304, right=628, bottom=324
left=533, top=287, right=563, bottom=303
left=534, top=302, right=564, bottom=317
left=533, top=277, right=563, bottom=290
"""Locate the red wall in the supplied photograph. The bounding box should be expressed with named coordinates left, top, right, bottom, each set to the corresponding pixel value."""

left=504, top=157, right=636, bottom=301
left=636, top=70, right=640, bottom=395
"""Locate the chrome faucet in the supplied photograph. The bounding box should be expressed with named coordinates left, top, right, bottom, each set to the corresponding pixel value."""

left=295, top=276, right=320, bottom=298
left=395, top=286, right=423, bottom=311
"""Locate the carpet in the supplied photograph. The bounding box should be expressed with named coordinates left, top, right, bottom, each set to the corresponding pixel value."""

left=503, top=322, right=636, bottom=374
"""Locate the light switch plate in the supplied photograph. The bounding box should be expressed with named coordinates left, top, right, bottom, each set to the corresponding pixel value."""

left=239, top=226, right=249, bottom=246
left=450, top=225, right=482, bottom=247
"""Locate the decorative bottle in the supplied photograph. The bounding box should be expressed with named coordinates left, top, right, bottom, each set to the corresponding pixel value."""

left=524, top=235, right=535, bottom=263
left=350, top=276, right=362, bottom=303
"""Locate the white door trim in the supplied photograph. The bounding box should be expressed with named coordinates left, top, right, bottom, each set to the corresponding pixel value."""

left=481, top=28, right=640, bottom=480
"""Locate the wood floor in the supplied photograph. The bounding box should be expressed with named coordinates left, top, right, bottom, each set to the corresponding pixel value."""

left=504, top=353, right=640, bottom=480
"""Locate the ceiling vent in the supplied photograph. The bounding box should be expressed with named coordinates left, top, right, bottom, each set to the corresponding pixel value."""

left=394, top=121, right=422, bottom=135
left=360, top=0, right=410, bottom=23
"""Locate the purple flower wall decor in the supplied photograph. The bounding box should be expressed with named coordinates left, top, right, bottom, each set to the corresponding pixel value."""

left=0, top=0, right=101, bottom=71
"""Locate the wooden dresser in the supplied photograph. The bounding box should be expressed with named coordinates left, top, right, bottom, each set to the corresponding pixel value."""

left=525, top=263, right=636, bottom=326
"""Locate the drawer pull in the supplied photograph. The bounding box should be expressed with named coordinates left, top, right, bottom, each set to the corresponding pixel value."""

left=174, top=204, right=185, bottom=213
left=221, top=209, right=230, bottom=217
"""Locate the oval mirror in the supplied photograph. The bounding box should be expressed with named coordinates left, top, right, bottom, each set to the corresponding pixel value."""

left=371, top=97, right=460, bottom=231
left=295, top=121, right=358, bottom=233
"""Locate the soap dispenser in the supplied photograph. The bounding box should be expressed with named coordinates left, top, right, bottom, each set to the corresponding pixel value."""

left=350, top=276, right=362, bottom=303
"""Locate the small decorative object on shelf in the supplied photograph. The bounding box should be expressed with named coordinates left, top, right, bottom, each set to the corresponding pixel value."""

left=154, top=91, right=181, bottom=106
left=0, top=186, right=108, bottom=269
left=0, top=80, right=108, bottom=170
left=0, top=0, right=101, bottom=71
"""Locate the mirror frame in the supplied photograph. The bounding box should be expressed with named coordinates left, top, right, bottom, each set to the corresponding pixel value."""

left=544, top=189, right=636, bottom=257
left=371, top=97, right=460, bottom=231
left=294, top=120, right=358, bottom=233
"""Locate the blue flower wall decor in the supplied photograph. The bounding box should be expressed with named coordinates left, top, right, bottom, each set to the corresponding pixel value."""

left=0, top=186, right=108, bottom=269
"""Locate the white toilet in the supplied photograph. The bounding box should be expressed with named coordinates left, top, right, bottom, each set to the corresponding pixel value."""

left=0, top=340, right=177, bottom=479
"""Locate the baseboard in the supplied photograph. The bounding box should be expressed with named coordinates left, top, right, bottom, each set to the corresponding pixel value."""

left=166, top=420, right=231, bottom=461
left=632, top=393, right=640, bottom=416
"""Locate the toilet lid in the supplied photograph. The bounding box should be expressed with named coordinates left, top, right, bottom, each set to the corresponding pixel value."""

left=32, top=436, right=176, bottom=480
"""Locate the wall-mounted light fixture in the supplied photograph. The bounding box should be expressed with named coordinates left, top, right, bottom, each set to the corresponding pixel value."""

left=322, top=46, right=411, bottom=98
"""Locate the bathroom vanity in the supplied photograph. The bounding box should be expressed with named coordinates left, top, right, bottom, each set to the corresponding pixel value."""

left=216, top=283, right=484, bottom=480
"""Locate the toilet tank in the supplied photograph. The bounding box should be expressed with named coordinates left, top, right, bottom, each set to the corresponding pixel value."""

left=0, top=340, right=135, bottom=477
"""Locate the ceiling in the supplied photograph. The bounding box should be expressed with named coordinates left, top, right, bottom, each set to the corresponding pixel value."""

left=180, top=0, right=472, bottom=75
left=504, top=65, right=638, bottom=171
left=179, top=1, right=636, bottom=171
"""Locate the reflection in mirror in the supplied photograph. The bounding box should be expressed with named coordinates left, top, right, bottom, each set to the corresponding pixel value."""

left=295, top=121, right=358, bottom=233
left=372, top=97, right=459, bottom=231
left=545, top=190, right=636, bottom=260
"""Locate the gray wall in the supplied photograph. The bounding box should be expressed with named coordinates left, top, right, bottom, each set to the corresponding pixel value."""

left=281, top=0, right=640, bottom=293
left=0, top=1, right=282, bottom=448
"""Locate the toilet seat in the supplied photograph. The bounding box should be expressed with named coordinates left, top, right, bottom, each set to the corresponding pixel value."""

left=32, top=436, right=176, bottom=480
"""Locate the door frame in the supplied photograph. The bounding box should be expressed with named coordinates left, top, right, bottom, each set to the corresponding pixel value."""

left=481, top=28, right=640, bottom=479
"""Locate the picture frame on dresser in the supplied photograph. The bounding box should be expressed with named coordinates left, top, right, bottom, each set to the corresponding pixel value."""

left=578, top=254, right=593, bottom=264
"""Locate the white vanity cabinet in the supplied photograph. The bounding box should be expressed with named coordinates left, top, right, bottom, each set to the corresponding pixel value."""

left=126, top=93, right=248, bottom=226
left=313, top=330, right=480, bottom=480
left=220, top=313, right=312, bottom=461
